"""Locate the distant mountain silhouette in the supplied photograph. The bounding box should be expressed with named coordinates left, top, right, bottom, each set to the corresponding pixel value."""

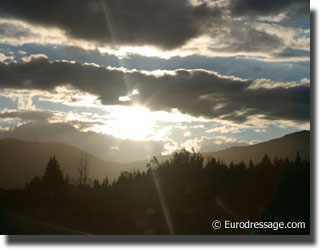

left=0, top=139, right=145, bottom=188
left=133, top=130, right=310, bottom=166
left=204, top=130, right=310, bottom=164
left=0, top=130, right=309, bottom=188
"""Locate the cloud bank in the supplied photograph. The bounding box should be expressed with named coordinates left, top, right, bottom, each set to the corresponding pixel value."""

left=0, top=0, right=222, bottom=49
left=0, top=56, right=310, bottom=123
left=0, top=0, right=309, bottom=61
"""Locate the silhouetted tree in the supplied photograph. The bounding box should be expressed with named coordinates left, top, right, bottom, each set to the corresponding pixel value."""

left=25, top=176, right=42, bottom=192
left=75, top=152, right=90, bottom=187
left=248, top=159, right=255, bottom=170
left=42, top=156, right=65, bottom=193
left=1, top=150, right=310, bottom=235
left=295, top=151, right=302, bottom=165
left=102, top=176, right=109, bottom=188
left=260, top=154, right=272, bottom=168
left=93, top=179, right=100, bottom=190
left=41, top=156, right=67, bottom=217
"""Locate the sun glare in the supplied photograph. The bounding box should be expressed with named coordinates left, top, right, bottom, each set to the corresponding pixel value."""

left=109, top=105, right=156, bottom=141
left=89, top=105, right=198, bottom=142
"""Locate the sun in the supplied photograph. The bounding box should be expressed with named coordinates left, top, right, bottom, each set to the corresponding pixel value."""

left=110, top=105, right=156, bottom=141
left=98, top=104, right=192, bottom=142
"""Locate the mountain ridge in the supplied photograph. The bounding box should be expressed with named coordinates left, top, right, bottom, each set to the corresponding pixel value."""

left=0, top=130, right=310, bottom=188
left=0, top=138, right=147, bottom=188
left=203, top=130, right=309, bottom=164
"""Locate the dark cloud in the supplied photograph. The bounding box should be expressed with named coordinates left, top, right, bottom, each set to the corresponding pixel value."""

left=209, top=25, right=284, bottom=54
left=0, top=0, right=221, bottom=49
left=0, top=1, right=309, bottom=60
left=0, top=20, right=307, bottom=61
left=0, top=55, right=127, bottom=103
left=0, top=56, right=310, bottom=123
left=134, top=70, right=309, bottom=123
left=229, top=0, right=309, bottom=17
left=0, top=110, right=52, bottom=121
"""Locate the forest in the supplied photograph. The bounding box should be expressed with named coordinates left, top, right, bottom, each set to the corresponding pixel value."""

left=0, top=149, right=310, bottom=235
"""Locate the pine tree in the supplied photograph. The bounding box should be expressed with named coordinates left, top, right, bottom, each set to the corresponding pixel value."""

left=42, top=156, right=65, bottom=193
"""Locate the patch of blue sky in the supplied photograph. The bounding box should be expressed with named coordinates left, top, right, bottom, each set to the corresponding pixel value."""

left=1, top=43, right=309, bottom=83
left=0, top=95, right=18, bottom=110
left=279, top=7, right=310, bottom=29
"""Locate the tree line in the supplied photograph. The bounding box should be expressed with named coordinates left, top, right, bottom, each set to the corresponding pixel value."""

left=0, top=149, right=310, bottom=235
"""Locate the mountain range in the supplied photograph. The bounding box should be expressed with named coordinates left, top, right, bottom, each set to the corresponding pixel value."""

left=0, top=130, right=310, bottom=188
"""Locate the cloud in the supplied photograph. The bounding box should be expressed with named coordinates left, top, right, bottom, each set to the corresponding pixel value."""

left=0, top=52, right=8, bottom=61
left=0, top=18, right=70, bottom=47
left=204, top=23, right=285, bottom=59
left=0, top=1, right=309, bottom=62
left=206, top=125, right=242, bottom=134
left=0, top=56, right=310, bottom=123
left=199, top=20, right=309, bottom=61
left=0, top=19, right=309, bottom=62
left=228, top=0, right=309, bottom=17
left=0, top=0, right=222, bottom=50
left=0, top=3, right=309, bottom=62
left=0, top=20, right=35, bottom=40
left=163, top=135, right=249, bottom=155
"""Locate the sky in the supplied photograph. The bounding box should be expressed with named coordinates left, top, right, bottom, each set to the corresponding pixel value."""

left=0, top=0, right=310, bottom=162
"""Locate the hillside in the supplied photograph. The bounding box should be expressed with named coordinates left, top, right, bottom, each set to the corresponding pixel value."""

left=0, top=139, right=146, bottom=189
left=133, top=131, right=310, bottom=166
left=204, top=130, right=310, bottom=164
left=0, top=130, right=310, bottom=188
